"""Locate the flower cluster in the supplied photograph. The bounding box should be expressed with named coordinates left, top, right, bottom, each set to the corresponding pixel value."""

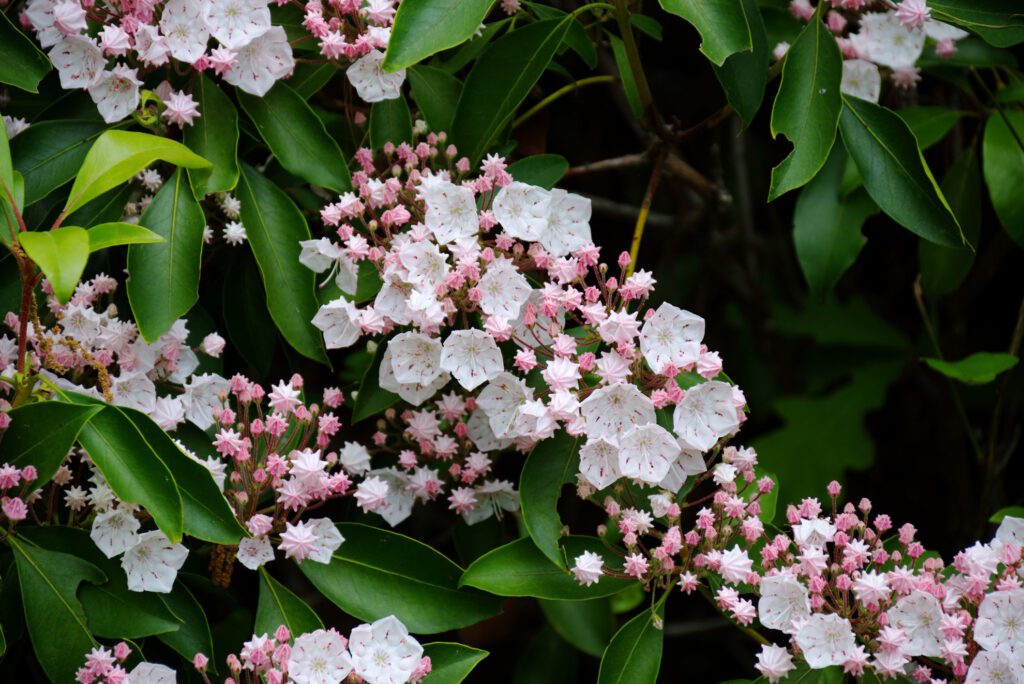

left=0, top=462, right=37, bottom=527
left=215, top=616, right=431, bottom=684
left=77, top=641, right=176, bottom=683
left=779, top=0, right=968, bottom=102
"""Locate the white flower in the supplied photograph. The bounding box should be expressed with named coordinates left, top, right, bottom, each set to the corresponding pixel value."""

left=924, top=19, right=968, bottom=43
left=289, top=629, right=353, bottom=684
left=50, top=35, right=104, bottom=90
left=182, top=373, right=229, bottom=429
left=792, top=518, right=837, bottom=549
left=672, top=380, right=740, bottom=452
left=222, top=26, right=295, bottom=97
left=461, top=479, right=518, bottom=526
left=754, top=644, right=796, bottom=683
left=348, top=615, right=423, bottom=684
left=378, top=346, right=451, bottom=406
left=127, top=662, right=178, bottom=683
left=639, top=303, right=704, bottom=374
left=223, top=220, right=247, bottom=245
left=388, top=332, right=444, bottom=386
left=90, top=505, right=141, bottom=558
left=160, top=0, right=210, bottom=63
left=758, top=574, right=810, bottom=633
left=477, top=257, right=532, bottom=320
left=313, top=298, right=362, bottom=349
left=851, top=12, right=925, bottom=69
left=2, top=116, right=29, bottom=139
left=133, top=25, right=170, bottom=66
left=793, top=613, right=856, bottom=668
left=719, top=545, right=753, bottom=585
left=492, top=182, right=551, bottom=242
left=307, top=517, right=345, bottom=563
left=89, top=65, right=142, bottom=123
left=974, top=589, right=1024, bottom=654
left=111, top=371, right=158, bottom=414
left=339, top=442, right=372, bottom=475
left=122, top=530, right=189, bottom=593
left=367, top=468, right=416, bottom=526
left=346, top=49, right=406, bottom=103
left=841, top=59, right=882, bottom=103
left=851, top=570, right=890, bottom=606
left=440, top=329, right=503, bottom=391
left=237, top=535, right=274, bottom=570
left=658, top=447, right=707, bottom=493
left=965, top=650, right=1022, bottom=684
left=202, top=0, right=270, bottom=49
left=539, top=189, right=592, bottom=257
left=572, top=551, right=604, bottom=586
left=617, top=424, right=680, bottom=484
left=151, top=396, right=186, bottom=432
left=886, top=590, right=944, bottom=657
left=421, top=179, right=479, bottom=244
left=578, top=437, right=621, bottom=490
left=25, top=0, right=63, bottom=48
left=580, top=383, right=656, bottom=444
left=354, top=476, right=389, bottom=512
left=476, top=372, right=534, bottom=439
left=995, top=515, right=1024, bottom=547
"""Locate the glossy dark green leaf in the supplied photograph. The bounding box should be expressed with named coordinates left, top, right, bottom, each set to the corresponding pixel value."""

left=290, top=62, right=338, bottom=100
left=18, top=225, right=89, bottom=303
left=0, top=12, right=51, bottom=93
left=238, top=83, right=351, bottom=192
left=982, top=110, right=1024, bottom=246
left=222, top=252, right=276, bottom=376
left=923, top=352, right=1019, bottom=385
left=610, top=35, right=643, bottom=120
left=530, top=4, right=597, bottom=67
left=513, top=626, right=577, bottom=683
left=421, top=642, right=489, bottom=684
left=10, top=536, right=105, bottom=683
left=184, top=74, right=239, bottom=196
left=520, top=431, right=581, bottom=567
left=507, top=154, right=569, bottom=189
left=630, top=14, right=664, bottom=42
left=409, top=66, right=463, bottom=134
left=255, top=569, right=323, bottom=637
left=10, top=120, right=106, bottom=206
left=539, top=598, right=614, bottom=657
left=461, top=536, right=633, bottom=600
left=839, top=96, right=962, bottom=248
left=383, top=0, right=496, bottom=71
left=920, top=148, right=981, bottom=298
left=918, top=37, right=1017, bottom=68
left=299, top=523, right=502, bottom=634
left=453, top=516, right=504, bottom=566
left=768, top=17, right=843, bottom=200
left=158, top=582, right=216, bottom=670
left=237, top=164, right=329, bottom=365
left=351, top=341, right=400, bottom=423
left=658, top=0, right=752, bottom=65
left=3, top=401, right=101, bottom=490
left=929, top=0, right=1024, bottom=48
left=712, top=0, right=768, bottom=128
left=126, top=170, right=205, bottom=341
left=451, top=18, right=573, bottom=164
left=597, top=603, right=665, bottom=684
left=370, top=95, right=415, bottom=149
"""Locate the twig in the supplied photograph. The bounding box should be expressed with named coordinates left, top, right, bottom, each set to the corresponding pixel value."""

left=626, top=146, right=668, bottom=277
left=566, top=148, right=653, bottom=177
left=512, top=75, right=617, bottom=129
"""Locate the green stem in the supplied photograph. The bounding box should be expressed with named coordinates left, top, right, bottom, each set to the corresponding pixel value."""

left=610, top=0, right=654, bottom=111
left=513, top=75, right=617, bottom=128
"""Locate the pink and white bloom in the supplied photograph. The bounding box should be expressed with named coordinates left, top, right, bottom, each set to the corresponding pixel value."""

left=758, top=574, right=810, bottom=633
left=90, top=505, right=141, bottom=558
left=222, top=26, right=295, bottom=96
left=572, top=551, right=604, bottom=586
left=672, top=381, right=740, bottom=452
left=639, top=303, right=704, bottom=374
left=618, top=424, right=680, bottom=485
left=794, top=614, right=857, bottom=668
left=122, top=531, right=189, bottom=593
left=288, top=629, right=354, bottom=684
left=348, top=615, right=423, bottom=684
left=440, top=330, right=504, bottom=391
left=346, top=49, right=406, bottom=103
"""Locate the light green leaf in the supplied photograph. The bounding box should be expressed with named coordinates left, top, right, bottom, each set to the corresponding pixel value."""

left=10, top=536, right=105, bottom=683
left=539, top=598, right=614, bottom=657
left=351, top=341, right=400, bottom=423
left=409, top=65, right=463, bottom=134
left=982, top=110, right=1024, bottom=247
left=237, top=163, right=329, bottom=365
left=712, top=0, right=768, bottom=128
left=87, top=222, right=163, bottom=252
left=383, top=0, right=496, bottom=72
left=421, top=642, right=489, bottom=684
left=920, top=147, right=982, bottom=298
left=370, top=95, right=415, bottom=149
left=507, top=154, right=568, bottom=189
left=0, top=12, right=51, bottom=93
left=839, top=96, right=963, bottom=247
left=659, top=0, right=752, bottom=65
left=596, top=604, right=665, bottom=684
left=184, top=74, right=240, bottom=195
left=299, top=523, right=502, bottom=634
left=990, top=506, right=1024, bottom=523
left=923, top=352, right=1019, bottom=385
left=520, top=431, right=581, bottom=567
left=461, top=536, right=633, bottom=600
left=768, top=17, right=843, bottom=200
left=18, top=226, right=89, bottom=304
left=126, top=169, right=205, bottom=342
left=10, top=120, right=106, bottom=206
left=3, top=401, right=101, bottom=490
left=238, top=83, right=351, bottom=192
left=929, top=0, right=1024, bottom=48
left=450, top=18, right=573, bottom=164
left=255, top=569, right=323, bottom=637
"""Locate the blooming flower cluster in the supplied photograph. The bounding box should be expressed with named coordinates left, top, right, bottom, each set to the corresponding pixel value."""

left=76, top=641, right=177, bottom=684
left=0, top=462, right=37, bottom=528
left=212, top=616, right=431, bottom=684
left=779, top=0, right=968, bottom=103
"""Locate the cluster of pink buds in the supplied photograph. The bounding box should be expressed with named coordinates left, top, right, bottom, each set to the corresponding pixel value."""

left=0, top=462, right=37, bottom=529
left=76, top=642, right=176, bottom=683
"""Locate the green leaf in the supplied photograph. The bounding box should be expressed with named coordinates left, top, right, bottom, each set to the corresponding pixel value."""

left=793, top=146, right=877, bottom=297
left=18, top=226, right=89, bottom=304
left=351, top=341, right=400, bottom=423
left=87, top=222, right=163, bottom=252
left=222, top=252, right=276, bottom=376
left=520, top=431, right=581, bottom=567
left=290, top=62, right=338, bottom=100
left=451, top=18, right=573, bottom=164
left=126, top=169, right=205, bottom=342
left=10, top=536, right=104, bottom=683
left=421, top=642, right=489, bottom=684
left=659, top=0, right=752, bottom=65
left=0, top=12, right=51, bottom=93
left=507, top=154, right=569, bottom=189
left=10, top=120, right=106, bottom=206
left=712, top=0, right=768, bottom=128
left=370, top=95, right=415, bottom=149
left=920, top=147, right=982, bottom=298
left=3, top=401, right=101, bottom=490
left=923, top=352, right=1019, bottom=385
left=596, top=604, right=665, bottom=684
left=238, top=83, right=351, bottom=192
left=383, top=0, right=496, bottom=72
left=453, top=516, right=504, bottom=566
left=0, top=169, right=23, bottom=246
left=982, top=110, right=1024, bottom=247
left=768, top=17, right=843, bottom=200
left=65, top=185, right=134, bottom=229
left=298, top=523, right=502, bottom=634
left=0, top=115, right=13, bottom=209
left=64, top=130, right=211, bottom=215
left=514, top=626, right=577, bottom=683
left=158, top=582, right=216, bottom=670
left=237, top=164, right=329, bottom=365
left=539, top=598, right=614, bottom=657
left=255, top=569, right=323, bottom=637
left=610, top=35, right=643, bottom=120
left=839, top=96, right=962, bottom=248
left=929, top=0, right=1024, bottom=48
left=630, top=14, right=664, bottom=42
left=919, top=37, right=1017, bottom=68
left=461, top=536, right=633, bottom=600
left=990, top=506, right=1024, bottom=523
left=184, top=73, right=240, bottom=196
left=409, top=66, right=463, bottom=134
